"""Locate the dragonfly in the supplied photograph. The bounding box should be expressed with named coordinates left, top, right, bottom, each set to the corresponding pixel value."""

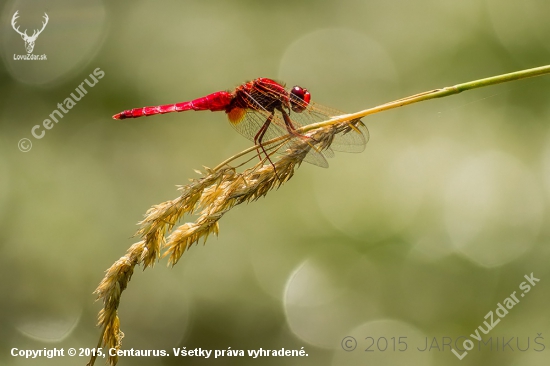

left=113, top=78, right=369, bottom=168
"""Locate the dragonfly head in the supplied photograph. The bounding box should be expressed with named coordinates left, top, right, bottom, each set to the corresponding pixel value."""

left=289, top=86, right=311, bottom=113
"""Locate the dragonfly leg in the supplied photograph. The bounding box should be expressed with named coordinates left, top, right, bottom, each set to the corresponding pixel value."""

left=281, top=109, right=322, bottom=148
left=253, top=114, right=272, bottom=159
left=280, top=109, right=324, bottom=158
left=254, top=113, right=279, bottom=177
left=280, top=109, right=309, bottom=140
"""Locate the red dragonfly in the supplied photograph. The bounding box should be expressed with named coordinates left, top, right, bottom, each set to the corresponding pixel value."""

left=113, top=78, right=368, bottom=168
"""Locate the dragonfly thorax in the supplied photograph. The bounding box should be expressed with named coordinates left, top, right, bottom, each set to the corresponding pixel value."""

left=231, top=78, right=310, bottom=115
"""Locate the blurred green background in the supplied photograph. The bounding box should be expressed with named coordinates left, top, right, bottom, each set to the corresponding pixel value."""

left=1, top=0, right=550, bottom=365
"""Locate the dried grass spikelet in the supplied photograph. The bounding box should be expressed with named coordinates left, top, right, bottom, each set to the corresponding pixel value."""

left=162, top=118, right=363, bottom=265
left=87, top=117, right=364, bottom=366
left=88, top=242, right=145, bottom=366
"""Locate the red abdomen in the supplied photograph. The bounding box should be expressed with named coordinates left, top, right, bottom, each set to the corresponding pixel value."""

left=113, top=91, right=234, bottom=120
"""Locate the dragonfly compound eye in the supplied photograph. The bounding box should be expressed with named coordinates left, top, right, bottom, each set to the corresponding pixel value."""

left=290, top=86, right=311, bottom=113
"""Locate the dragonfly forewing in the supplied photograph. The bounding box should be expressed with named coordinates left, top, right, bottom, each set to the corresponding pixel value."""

left=289, top=102, right=369, bottom=153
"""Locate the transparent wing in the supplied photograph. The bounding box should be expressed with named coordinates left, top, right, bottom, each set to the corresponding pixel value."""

left=235, top=108, right=329, bottom=168
left=287, top=102, right=369, bottom=153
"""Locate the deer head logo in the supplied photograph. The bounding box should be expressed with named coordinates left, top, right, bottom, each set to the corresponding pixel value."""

left=11, top=11, right=49, bottom=54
